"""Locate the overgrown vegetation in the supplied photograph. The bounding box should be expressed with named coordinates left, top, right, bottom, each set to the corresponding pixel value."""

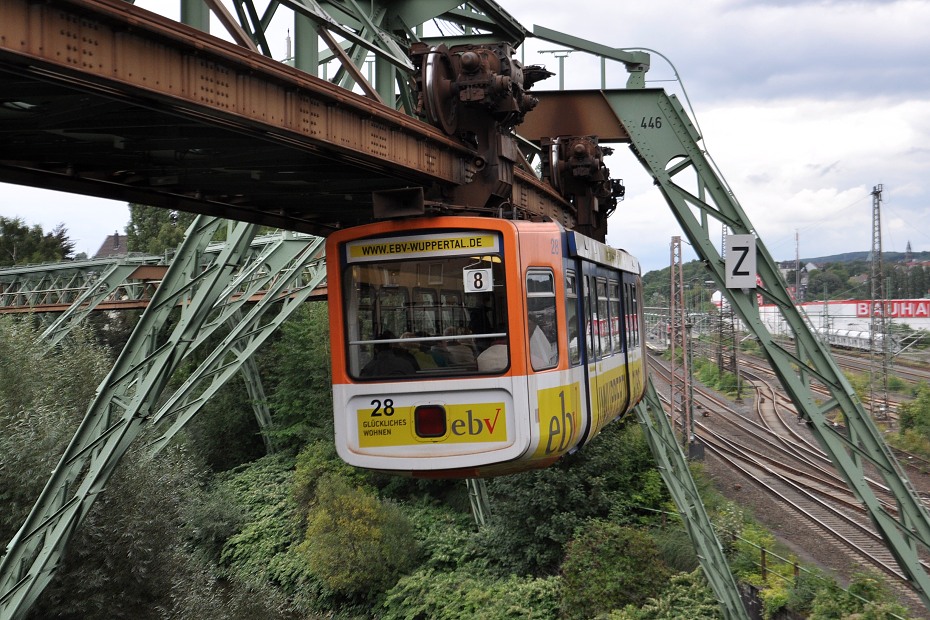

left=0, top=302, right=918, bottom=618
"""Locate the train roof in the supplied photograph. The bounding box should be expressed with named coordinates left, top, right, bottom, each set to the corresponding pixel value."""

left=565, top=231, right=640, bottom=274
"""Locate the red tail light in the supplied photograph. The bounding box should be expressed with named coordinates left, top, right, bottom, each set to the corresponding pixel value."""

left=414, top=405, right=446, bottom=438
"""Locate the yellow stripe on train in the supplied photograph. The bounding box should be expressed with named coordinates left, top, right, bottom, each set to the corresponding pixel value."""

left=356, top=402, right=507, bottom=448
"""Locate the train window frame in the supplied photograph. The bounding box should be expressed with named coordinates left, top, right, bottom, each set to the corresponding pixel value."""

left=526, top=268, right=558, bottom=371
left=341, top=235, right=509, bottom=380
left=376, top=285, right=410, bottom=341
left=596, top=277, right=610, bottom=358
left=583, top=274, right=599, bottom=361
left=565, top=269, right=581, bottom=366
left=623, top=276, right=640, bottom=351
left=608, top=278, right=622, bottom=354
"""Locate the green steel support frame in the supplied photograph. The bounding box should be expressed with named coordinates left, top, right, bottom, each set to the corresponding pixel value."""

left=604, top=87, right=930, bottom=607
left=38, top=261, right=157, bottom=350
left=635, top=380, right=748, bottom=620
left=145, top=233, right=327, bottom=456
left=0, top=217, right=325, bottom=619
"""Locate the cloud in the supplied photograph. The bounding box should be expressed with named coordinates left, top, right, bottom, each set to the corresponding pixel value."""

left=2, top=0, right=928, bottom=274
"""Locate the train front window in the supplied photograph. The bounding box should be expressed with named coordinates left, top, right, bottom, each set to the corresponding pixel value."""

left=342, top=232, right=508, bottom=379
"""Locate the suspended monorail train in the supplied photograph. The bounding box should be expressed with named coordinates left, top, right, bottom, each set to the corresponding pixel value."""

left=326, top=216, right=647, bottom=477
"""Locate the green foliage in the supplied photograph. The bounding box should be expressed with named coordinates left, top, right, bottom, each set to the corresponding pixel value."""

left=784, top=568, right=830, bottom=617
left=886, top=373, right=906, bottom=393
left=844, top=370, right=870, bottom=402
left=740, top=337, right=761, bottom=356
left=0, top=216, right=73, bottom=265
left=298, top=474, right=420, bottom=598
left=888, top=427, right=930, bottom=457
left=693, top=356, right=742, bottom=397
left=382, top=568, right=561, bottom=620
left=891, top=382, right=930, bottom=458
left=697, top=358, right=720, bottom=386
left=31, top=447, right=202, bottom=619
left=728, top=522, right=776, bottom=579
left=898, top=382, right=930, bottom=434
left=267, top=302, right=334, bottom=450
left=124, top=203, right=196, bottom=255
left=291, top=439, right=369, bottom=510
left=652, top=525, right=700, bottom=573
left=757, top=581, right=791, bottom=620
left=182, top=480, right=247, bottom=564
left=181, top=376, right=267, bottom=471
left=479, top=421, right=669, bottom=575
left=809, top=572, right=909, bottom=619
left=217, top=453, right=303, bottom=583
left=711, top=501, right=747, bottom=553
left=403, top=500, right=483, bottom=572
left=605, top=569, right=722, bottom=619
left=560, top=520, right=671, bottom=619
left=0, top=320, right=111, bottom=544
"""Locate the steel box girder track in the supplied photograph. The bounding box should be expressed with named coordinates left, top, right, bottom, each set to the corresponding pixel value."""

left=0, top=0, right=572, bottom=233
left=605, top=87, right=930, bottom=608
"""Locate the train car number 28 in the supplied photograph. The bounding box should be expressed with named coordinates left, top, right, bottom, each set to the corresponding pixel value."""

left=369, top=398, right=395, bottom=416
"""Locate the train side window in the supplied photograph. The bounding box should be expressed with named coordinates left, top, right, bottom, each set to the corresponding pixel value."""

left=596, top=278, right=610, bottom=357
left=584, top=274, right=599, bottom=360
left=565, top=270, right=581, bottom=366
left=623, top=279, right=639, bottom=350
left=527, top=268, right=558, bottom=370
left=609, top=279, right=622, bottom=354
left=632, top=281, right=641, bottom=347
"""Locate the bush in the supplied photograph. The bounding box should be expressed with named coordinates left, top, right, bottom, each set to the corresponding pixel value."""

left=382, top=567, right=561, bottom=620
left=809, top=571, right=909, bottom=619
left=0, top=321, right=112, bottom=545
left=560, top=520, right=671, bottom=619
left=479, top=421, right=669, bottom=575
left=652, top=525, right=700, bottom=573
left=606, top=569, right=721, bottom=619
left=298, top=474, right=420, bottom=599
left=217, top=453, right=309, bottom=591
left=404, top=500, right=484, bottom=572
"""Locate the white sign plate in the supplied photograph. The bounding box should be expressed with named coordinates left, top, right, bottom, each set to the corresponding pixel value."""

left=725, top=234, right=757, bottom=289
left=463, top=268, right=493, bottom=293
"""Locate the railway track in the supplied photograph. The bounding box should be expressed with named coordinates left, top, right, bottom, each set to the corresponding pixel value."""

left=735, top=353, right=930, bottom=474
left=649, top=354, right=930, bottom=613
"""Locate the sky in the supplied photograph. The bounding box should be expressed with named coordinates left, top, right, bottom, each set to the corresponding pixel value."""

left=1, top=0, right=928, bottom=273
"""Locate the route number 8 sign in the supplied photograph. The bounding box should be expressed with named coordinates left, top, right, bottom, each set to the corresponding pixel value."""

left=463, top=268, right=493, bottom=293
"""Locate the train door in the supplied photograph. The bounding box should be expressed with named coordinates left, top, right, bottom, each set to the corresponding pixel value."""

left=624, top=273, right=647, bottom=403
left=581, top=261, right=603, bottom=433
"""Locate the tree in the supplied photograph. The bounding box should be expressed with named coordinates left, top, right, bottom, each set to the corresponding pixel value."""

left=0, top=216, right=74, bottom=266
left=560, top=520, right=671, bottom=619
left=266, top=302, right=334, bottom=450
left=124, top=203, right=196, bottom=255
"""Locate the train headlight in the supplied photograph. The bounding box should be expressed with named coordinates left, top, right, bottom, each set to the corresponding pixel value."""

left=414, top=405, right=446, bottom=438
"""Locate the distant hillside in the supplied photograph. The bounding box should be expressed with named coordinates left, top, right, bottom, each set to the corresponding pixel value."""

left=798, top=250, right=930, bottom=265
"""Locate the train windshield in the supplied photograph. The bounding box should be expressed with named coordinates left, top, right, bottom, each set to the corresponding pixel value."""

left=341, top=230, right=509, bottom=379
